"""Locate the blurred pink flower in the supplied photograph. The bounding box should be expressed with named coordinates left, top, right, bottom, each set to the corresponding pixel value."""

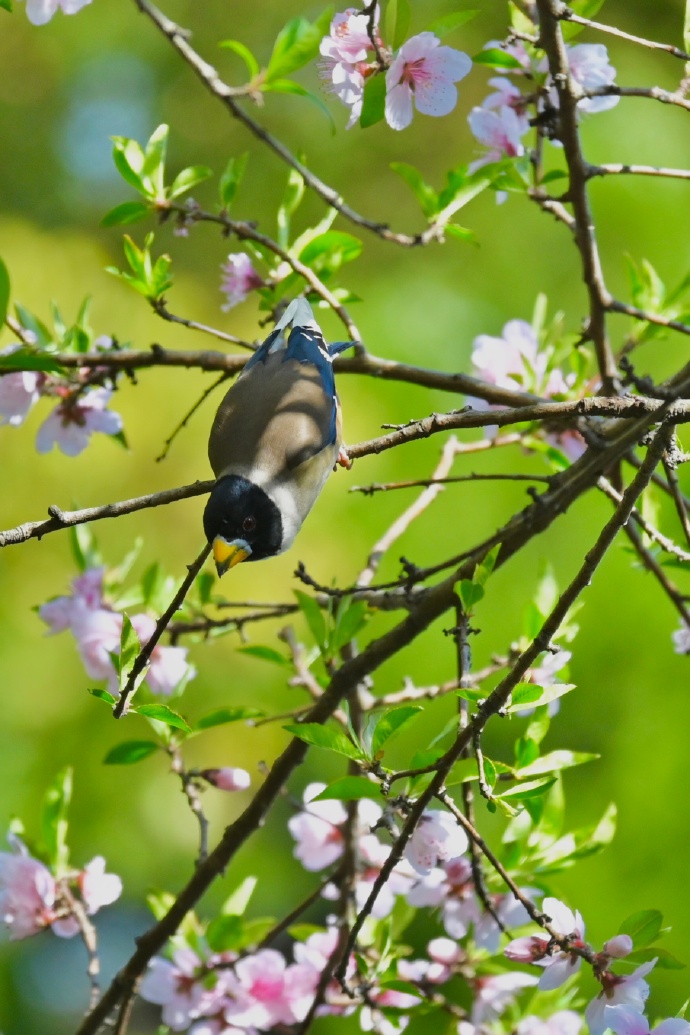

left=220, top=254, right=263, bottom=311
left=405, top=810, right=468, bottom=875
left=130, top=613, right=196, bottom=696
left=518, top=1011, right=584, bottom=1035
left=223, top=949, right=315, bottom=1028
left=140, top=948, right=208, bottom=1031
left=672, top=621, right=690, bottom=654
left=202, top=768, right=251, bottom=792
left=319, top=7, right=379, bottom=127
left=39, top=567, right=106, bottom=635
left=604, top=1005, right=690, bottom=1035
left=567, top=43, right=619, bottom=113
left=385, top=32, right=471, bottom=131
left=0, top=848, right=57, bottom=940
left=287, top=783, right=347, bottom=871
left=505, top=896, right=585, bottom=991
left=79, top=855, right=122, bottom=912
left=18, top=0, right=91, bottom=25
left=36, top=387, right=123, bottom=457
left=472, top=972, right=539, bottom=1023
left=0, top=370, right=42, bottom=427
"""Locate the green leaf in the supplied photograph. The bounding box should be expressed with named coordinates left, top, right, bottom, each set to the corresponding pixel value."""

left=507, top=682, right=576, bottom=712
left=0, top=349, right=63, bottom=373
left=359, top=72, right=387, bottom=129
left=370, top=705, right=422, bottom=757
left=41, top=767, right=72, bottom=874
left=135, top=704, right=192, bottom=733
left=0, top=0, right=13, bottom=12
left=219, top=39, right=260, bottom=79
left=473, top=48, right=523, bottom=69
left=170, top=165, right=213, bottom=198
left=265, top=11, right=333, bottom=82
left=311, top=776, right=383, bottom=802
left=237, top=645, right=289, bottom=667
left=459, top=579, right=484, bottom=611
left=618, top=909, right=664, bottom=947
left=685, top=0, right=690, bottom=56
left=111, top=137, right=147, bottom=193
left=294, top=590, right=327, bottom=651
left=207, top=914, right=244, bottom=952
left=386, top=0, right=411, bottom=50
left=444, top=224, right=477, bottom=243
left=221, top=876, right=258, bottom=915
left=14, top=303, right=53, bottom=347
left=101, top=201, right=150, bottom=228
left=194, top=707, right=263, bottom=730
left=114, top=612, right=142, bottom=695
left=498, top=777, right=556, bottom=801
left=516, top=750, right=598, bottom=778
left=142, top=124, right=168, bottom=196
left=0, top=257, right=9, bottom=327
left=331, top=598, right=369, bottom=652
left=390, top=162, right=439, bottom=219
left=69, top=524, right=102, bottom=574
left=299, top=231, right=363, bottom=272
left=473, top=544, right=501, bottom=587
left=277, top=167, right=304, bottom=249
left=562, top=0, right=607, bottom=38
left=284, top=722, right=364, bottom=760
left=428, top=10, right=479, bottom=37
left=103, top=740, right=160, bottom=765
left=262, top=80, right=337, bottom=131
left=219, top=153, right=249, bottom=209
left=628, top=946, right=686, bottom=970
left=455, top=686, right=486, bottom=703
left=88, top=687, right=118, bottom=705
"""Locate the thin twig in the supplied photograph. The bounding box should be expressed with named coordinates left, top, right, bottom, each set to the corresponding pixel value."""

left=169, top=747, right=210, bottom=866
left=113, top=543, right=211, bottom=718
left=584, top=85, right=690, bottom=112
left=662, top=454, right=690, bottom=549
left=150, top=299, right=255, bottom=347
left=622, top=522, right=690, bottom=627
left=588, top=163, right=690, bottom=182
left=351, top=471, right=551, bottom=496
left=597, top=476, right=690, bottom=562
left=156, top=372, right=230, bottom=462
left=607, top=298, right=690, bottom=337
left=556, top=8, right=690, bottom=62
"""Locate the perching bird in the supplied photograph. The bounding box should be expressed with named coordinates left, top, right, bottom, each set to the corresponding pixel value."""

left=203, top=298, right=352, bottom=576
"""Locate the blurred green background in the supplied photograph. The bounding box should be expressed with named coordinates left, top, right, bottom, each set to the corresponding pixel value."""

left=1, top=0, right=689, bottom=1030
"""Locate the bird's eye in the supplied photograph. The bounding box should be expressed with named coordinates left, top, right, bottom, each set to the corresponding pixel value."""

left=243, top=515, right=257, bottom=534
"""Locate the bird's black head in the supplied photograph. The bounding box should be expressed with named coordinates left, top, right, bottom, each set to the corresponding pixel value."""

left=203, top=475, right=283, bottom=575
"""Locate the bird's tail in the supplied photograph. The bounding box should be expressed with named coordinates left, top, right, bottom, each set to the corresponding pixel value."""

left=274, top=297, right=319, bottom=332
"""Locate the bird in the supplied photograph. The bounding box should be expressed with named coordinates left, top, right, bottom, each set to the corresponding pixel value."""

left=203, top=298, right=352, bottom=577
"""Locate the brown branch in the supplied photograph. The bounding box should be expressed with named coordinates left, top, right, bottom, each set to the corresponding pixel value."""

left=150, top=299, right=255, bottom=347
left=622, top=520, right=690, bottom=627
left=557, top=8, right=690, bottom=62
left=169, top=747, right=210, bottom=866
left=535, top=0, right=617, bottom=390
left=597, top=476, right=690, bottom=563
left=607, top=298, right=690, bottom=338
left=113, top=542, right=211, bottom=718
left=351, top=471, right=551, bottom=496
left=156, top=372, right=230, bottom=462
left=662, top=454, right=690, bottom=549
left=588, top=163, right=690, bottom=182
left=584, top=85, right=690, bottom=112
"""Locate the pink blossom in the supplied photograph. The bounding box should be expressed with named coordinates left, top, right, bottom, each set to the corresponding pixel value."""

left=17, top=0, right=91, bottom=25
left=79, top=856, right=122, bottom=913
left=505, top=897, right=586, bottom=990
left=483, top=38, right=532, bottom=72
left=474, top=889, right=538, bottom=953
left=385, top=32, right=471, bottom=131
left=220, top=254, right=263, bottom=311
left=140, top=948, right=208, bottom=1031
left=405, top=810, right=468, bottom=876
left=71, top=607, right=124, bottom=689
left=672, top=621, right=690, bottom=654
left=603, top=934, right=634, bottom=959
left=287, top=783, right=347, bottom=871
left=319, top=8, right=379, bottom=127
left=0, top=370, right=41, bottom=426
left=585, top=959, right=657, bottom=1035
left=468, top=76, right=530, bottom=170
left=398, top=937, right=461, bottom=985
left=567, top=43, right=619, bottom=114
left=223, top=949, right=314, bottom=1028
left=39, top=567, right=106, bottom=635
left=407, top=855, right=480, bottom=937
left=604, top=1005, right=690, bottom=1035
left=202, top=768, right=251, bottom=792
left=471, top=972, right=539, bottom=1024
left=0, top=849, right=57, bottom=940
left=36, top=387, right=123, bottom=457
left=518, top=1011, right=584, bottom=1035
left=129, top=612, right=196, bottom=696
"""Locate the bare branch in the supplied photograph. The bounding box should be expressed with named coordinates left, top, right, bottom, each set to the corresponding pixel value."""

left=556, top=7, right=690, bottom=62
left=588, top=163, right=690, bottom=182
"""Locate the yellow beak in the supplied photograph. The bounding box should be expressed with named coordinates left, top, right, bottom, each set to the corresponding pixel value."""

left=213, top=536, right=252, bottom=577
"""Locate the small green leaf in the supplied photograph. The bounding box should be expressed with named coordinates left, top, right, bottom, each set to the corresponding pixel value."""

left=207, top=914, right=244, bottom=952
left=170, top=165, right=213, bottom=199
left=0, top=257, right=9, bottom=327
left=294, top=590, right=327, bottom=651
left=194, top=707, right=263, bottom=730
left=221, top=876, right=258, bottom=915
left=473, top=544, right=501, bottom=587
left=444, top=224, right=477, bottom=243
left=311, top=776, right=383, bottom=802
left=142, top=124, right=168, bottom=196
left=390, top=162, right=439, bottom=219
left=428, top=10, right=479, bottom=37
left=219, top=39, right=260, bottom=79
left=359, top=72, right=387, bottom=128
left=473, top=48, right=523, bottom=69
left=386, top=0, right=411, bottom=50
left=498, top=777, right=556, bottom=801
left=69, top=524, right=102, bottom=574
left=370, top=705, right=422, bottom=757
left=237, top=645, right=289, bottom=667
left=455, top=687, right=485, bottom=703
left=0, top=349, right=63, bottom=373
left=628, top=946, right=685, bottom=970
left=111, top=137, right=147, bottom=193
left=331, top=598, right=369, bottom=651
left=88, top=687, right=118, bottom=705
left=265, top=11, right=333, bottom=81
left=0, top=0, right=13, bottom=12
left=277, top=166, right=304, bottom=249
left=516, top=750, right=598, bottom=778
left=219, top=153, right=249, bottom=209
left=101, top=201, right=151, bottom=228
left=459, top=579, right=484, bottom=611
left=284, top=722, right=363, bottom=760
left=103, top=740, right=160, bottom=765
left=41, top=767, right=72, bottom=874
left=507, top=682, right=576, bottom=712
left=135, top=704, right=191, bottom=733
left=618, top=909, right=664, bottom=947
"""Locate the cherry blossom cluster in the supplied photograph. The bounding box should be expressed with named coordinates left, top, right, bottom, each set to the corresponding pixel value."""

left=0, top=338, right=123, bottom=456
left=39, top=565, right=195, bottom=697
left=468, top=38, right=619, bottom=169
left=469, top=318, right=590, bottom=462
left=0, top=835, right=120, bottom=941
left=320, top=7, right=472, bottom=131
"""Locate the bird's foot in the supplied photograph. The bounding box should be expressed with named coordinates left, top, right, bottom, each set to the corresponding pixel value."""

left=337, top=446, right=353, bottom=470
